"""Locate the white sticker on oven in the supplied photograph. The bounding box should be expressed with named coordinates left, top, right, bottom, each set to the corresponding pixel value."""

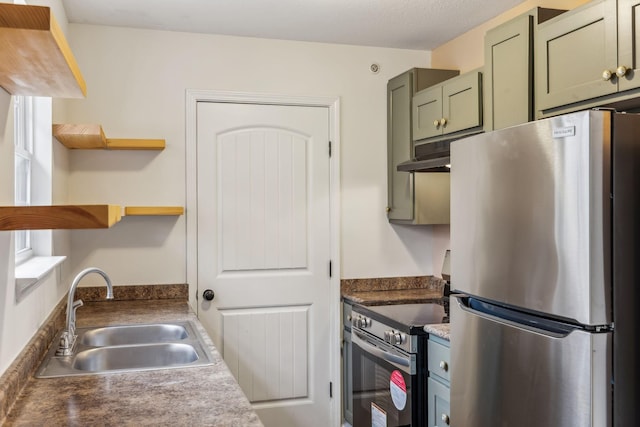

left=390, top=370, right=407, bottom=410
left=371, top=402, right=387, bottom=427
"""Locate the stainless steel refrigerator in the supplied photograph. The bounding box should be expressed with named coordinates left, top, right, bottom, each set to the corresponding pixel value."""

left=449, top=110, right=639, bottom=427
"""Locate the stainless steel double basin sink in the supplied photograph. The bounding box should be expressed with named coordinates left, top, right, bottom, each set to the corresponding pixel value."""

left=36, top=321, right=214, bottom=378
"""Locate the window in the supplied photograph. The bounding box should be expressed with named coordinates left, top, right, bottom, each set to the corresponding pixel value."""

left=14, top=95, right=33, bottom=262
left=13, top=95, right=66, bottom=302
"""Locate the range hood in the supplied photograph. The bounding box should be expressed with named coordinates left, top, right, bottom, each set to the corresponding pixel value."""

left=397, top=140, right=451, bottom=172
left=397, top=129, right=485, bottom=172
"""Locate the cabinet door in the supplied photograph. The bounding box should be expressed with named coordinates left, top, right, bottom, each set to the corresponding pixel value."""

left=536, top=0, right=617, bottom=111
left=387, top=72, right=415, bottom=221
left=617, top=0, right=640, bottom=91
left=484, top=14, right=533, bottom=131
left=413, top=85, right=443, bottom=141
left=428, top=377, right=451, bottom=427
left=442, top=71, right=482, bottom=135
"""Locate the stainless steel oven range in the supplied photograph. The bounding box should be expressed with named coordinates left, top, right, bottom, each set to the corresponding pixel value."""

left=351, top=303, right=447, bottom=427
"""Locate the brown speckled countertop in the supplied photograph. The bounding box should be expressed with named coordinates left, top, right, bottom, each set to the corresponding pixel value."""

left=341, top=275, right=446, bottom=306
left=423, top=323, right=451, bottom=341
left=2, top=298, right=263, bottom=427
left=341, top=276, right=450, bottom=341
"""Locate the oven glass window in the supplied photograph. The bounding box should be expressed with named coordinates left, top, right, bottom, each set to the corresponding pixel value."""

left=352, top=334, right=414, bottom=427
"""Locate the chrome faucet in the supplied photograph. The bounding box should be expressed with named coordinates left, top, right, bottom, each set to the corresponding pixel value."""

left=56, top=267, right=114, bottom=356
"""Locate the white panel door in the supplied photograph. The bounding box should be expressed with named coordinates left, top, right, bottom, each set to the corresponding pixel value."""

left=197, top=102, right=331, bottom=427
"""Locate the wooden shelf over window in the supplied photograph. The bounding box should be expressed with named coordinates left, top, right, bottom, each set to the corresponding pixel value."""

left=0, top=3, right=86, bottom=98
left=124, top=206, right=184, bottom=216
left=0, top=205, right=122, bottom=230
left=52, top=124, right=165, bottom=150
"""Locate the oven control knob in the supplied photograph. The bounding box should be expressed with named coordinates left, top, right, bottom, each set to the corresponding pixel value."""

left=384, top=330, right=392, bottom=343
left=393, top=332, right=403, bottom=345
left=353, top=316, right=371, bottom=328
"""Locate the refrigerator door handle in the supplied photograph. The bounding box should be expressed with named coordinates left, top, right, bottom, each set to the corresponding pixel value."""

left=453, top=295, right=576, bottom=337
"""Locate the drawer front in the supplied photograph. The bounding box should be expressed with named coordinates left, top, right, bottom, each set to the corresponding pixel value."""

left=428, top=338, right=451, bottom=382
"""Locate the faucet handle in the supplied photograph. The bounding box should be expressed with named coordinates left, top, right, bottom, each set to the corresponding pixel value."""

left=72, top=299, right=84, bottom=310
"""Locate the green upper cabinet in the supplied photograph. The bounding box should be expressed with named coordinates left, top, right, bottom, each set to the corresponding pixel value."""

left=387, top=68, right=458, bottom=223
left=413, top=70, right=483, bottom=143
left=536, top=0, right=640, bottom=115
left=484, top=8, right=565, bottom=131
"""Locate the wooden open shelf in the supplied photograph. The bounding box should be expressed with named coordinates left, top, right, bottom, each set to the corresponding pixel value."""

left=0, top=205, right=122, bottom=230
left=53, top=124, right=165, bottom=150
left=0, top=3, right=86, bottom=98
left=124, top=206, right=184, bottom=216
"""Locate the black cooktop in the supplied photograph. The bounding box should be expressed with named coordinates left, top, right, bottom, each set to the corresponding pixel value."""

left=353, top=302, right=447, bottom=334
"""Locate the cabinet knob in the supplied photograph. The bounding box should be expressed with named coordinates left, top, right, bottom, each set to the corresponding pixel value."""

left=602, top=69, right=613, bottom=81
left=616, top=65, right=629, bottom=78
left=439, top=360, right=449, bottom=372
left=439, top=117, right=447, bottom=126
left=441, top=413, right=450, bottom=425
left=386, top=206, right=391, bottom=213
left=433, top=119, right=440, bottom=128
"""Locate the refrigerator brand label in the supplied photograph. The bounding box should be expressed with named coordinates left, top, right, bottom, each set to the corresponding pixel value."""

left=552, top=126, right=576, bottom=138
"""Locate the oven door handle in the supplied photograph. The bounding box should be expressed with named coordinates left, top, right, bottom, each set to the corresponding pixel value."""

left=352, top=330, right=413, bottom=374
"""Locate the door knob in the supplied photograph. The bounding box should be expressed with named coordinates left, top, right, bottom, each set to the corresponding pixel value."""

left=202, top=289, right=215, bottom=301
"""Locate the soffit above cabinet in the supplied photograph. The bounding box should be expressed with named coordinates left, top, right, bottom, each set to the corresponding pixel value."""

left=0, top=3, right=86, bottom=98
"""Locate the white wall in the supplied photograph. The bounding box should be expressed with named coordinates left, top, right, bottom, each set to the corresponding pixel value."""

left=63, top=24, right=438, bottom=283
left=0, top=0, right=72, bottom=375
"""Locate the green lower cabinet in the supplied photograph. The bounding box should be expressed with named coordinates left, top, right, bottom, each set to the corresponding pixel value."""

left=428, top=335, right=451, bottom=427
left=428, top=377, right=451, bottom=427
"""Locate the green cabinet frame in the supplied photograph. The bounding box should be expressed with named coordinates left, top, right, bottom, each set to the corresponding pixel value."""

left=386, top=68, right=458, bottom=223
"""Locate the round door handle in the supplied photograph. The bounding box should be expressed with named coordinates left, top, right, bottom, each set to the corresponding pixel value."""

left=616, top=65, right=628, bottom=78
left=602, top=69, right=613, bottom=81
left=202, top=289, right=215, bottom=301
left=439, top=117, right=447, bottom=126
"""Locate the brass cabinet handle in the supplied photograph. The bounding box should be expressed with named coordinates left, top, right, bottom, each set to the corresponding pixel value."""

left=386, top=206, right=391, bottom=213
left=602, top=69, right=613, bottom=81
left=433, top=119, right=440, bottom=128
left=616, top=65, right=629, bottom=78
left=439, top=117, right=447, bottom=126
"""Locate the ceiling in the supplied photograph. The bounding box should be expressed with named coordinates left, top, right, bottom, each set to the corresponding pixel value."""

left=61, top=0, right=526, bottom=50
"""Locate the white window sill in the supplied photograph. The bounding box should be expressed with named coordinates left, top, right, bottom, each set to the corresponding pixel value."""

left=15, top=256, right=66, bottom=302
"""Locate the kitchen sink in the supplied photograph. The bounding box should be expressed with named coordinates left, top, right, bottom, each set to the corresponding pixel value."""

left=80, top=323, right=189, bottom=346
left=72, top=343, right=199, bottom=372
left=36, top=321, right=214, bottom=378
